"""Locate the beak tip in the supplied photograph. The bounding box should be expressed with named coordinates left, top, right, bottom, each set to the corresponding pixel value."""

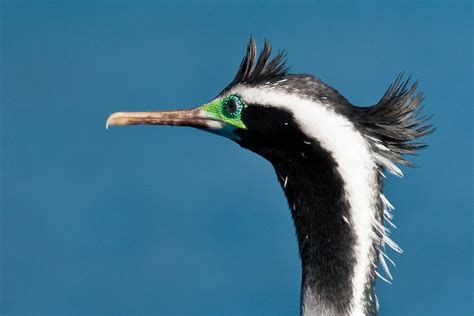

left=106, top=113, right=119, bottom=130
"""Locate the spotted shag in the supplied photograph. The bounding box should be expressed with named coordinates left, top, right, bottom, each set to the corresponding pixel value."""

left=106, top=38, right=433, bottom=316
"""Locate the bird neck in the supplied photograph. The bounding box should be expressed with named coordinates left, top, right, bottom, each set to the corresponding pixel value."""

left=270, top=146, right=381, bottom=316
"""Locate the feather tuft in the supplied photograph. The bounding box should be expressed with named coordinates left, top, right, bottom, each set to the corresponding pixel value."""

left=356, top=75, right=435, bottom=167
left=220, top=37, right=289, bottom=94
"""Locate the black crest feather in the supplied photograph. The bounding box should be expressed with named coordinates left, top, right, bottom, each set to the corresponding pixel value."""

left=220, top=38, right=289, bottom=94
left=355, top=75, right=435, bottom=166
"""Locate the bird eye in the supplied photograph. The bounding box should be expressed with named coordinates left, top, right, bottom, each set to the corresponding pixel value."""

left=223, top=94, right=245, bottom=117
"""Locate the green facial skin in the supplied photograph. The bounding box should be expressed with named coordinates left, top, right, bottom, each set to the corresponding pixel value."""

left=201, top=94, right=247, bottom=130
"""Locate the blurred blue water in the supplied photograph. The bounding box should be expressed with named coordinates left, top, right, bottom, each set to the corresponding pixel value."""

left=1, top=1, right=472, bottom=315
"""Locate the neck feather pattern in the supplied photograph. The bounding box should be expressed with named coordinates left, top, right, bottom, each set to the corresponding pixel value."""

left=234, top=86, right=399, bottom=315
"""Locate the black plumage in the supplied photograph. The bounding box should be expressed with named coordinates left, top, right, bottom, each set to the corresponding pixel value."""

left=354, top=77, right=435, bottom=166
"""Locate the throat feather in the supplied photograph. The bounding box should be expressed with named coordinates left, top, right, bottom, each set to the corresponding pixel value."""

left=274, top=150, right=358, bottom=315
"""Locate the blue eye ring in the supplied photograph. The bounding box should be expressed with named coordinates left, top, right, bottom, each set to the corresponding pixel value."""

left=223, top=94, right=245, bottom=117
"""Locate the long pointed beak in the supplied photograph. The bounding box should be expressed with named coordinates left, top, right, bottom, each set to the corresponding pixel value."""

left=105, top=108, right=223, bottom=130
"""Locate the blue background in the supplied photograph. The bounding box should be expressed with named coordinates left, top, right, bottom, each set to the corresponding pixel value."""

left=1, top=1, right=472, bottom=315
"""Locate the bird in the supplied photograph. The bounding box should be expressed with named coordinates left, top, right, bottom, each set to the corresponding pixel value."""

left=106, top=38, right=433, bottom=316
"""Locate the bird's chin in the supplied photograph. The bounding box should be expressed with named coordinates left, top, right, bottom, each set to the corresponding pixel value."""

left=202, top=124, right=242, bottom=142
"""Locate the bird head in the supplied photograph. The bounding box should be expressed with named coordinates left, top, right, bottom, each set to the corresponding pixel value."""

left=106, top=39, right=329, bottom=163
left=107, top=37, right=431, bottom=179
